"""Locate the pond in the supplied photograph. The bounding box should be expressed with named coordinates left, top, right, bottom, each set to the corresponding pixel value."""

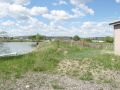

left=0, top=42, right=36, bottom=56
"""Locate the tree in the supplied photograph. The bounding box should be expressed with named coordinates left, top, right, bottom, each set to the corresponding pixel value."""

left=73, top=35, right=80, bottom=41
left=28, top=34, right=45, bottom=41
left=36, top=34, right=45, bottom=41
left=104, top=36, right=113, bottom=43
left=36, top=34, right=40, bottom=41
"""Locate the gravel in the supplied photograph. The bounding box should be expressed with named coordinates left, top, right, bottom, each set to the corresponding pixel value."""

left=0, top=72, right=120, bottom=90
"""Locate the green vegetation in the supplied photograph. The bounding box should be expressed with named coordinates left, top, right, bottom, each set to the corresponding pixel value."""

left=73, top=35, right=80, bottom=41
left=104, top=36, right=114, bottom=43
left=103, top=79, right=113, bottom=83
left=0, top=34, right=45, bottom=42
left=80, top=72, right=93, bottom=81
left=28, top=34, right=45, bottom=41
left=0, top=41, right=63, bottom=79
left=0, top=54, right=35, bottom=78
left=84, top=38, right=92, bottom=42
left=0, top=41, right=119, bottom=82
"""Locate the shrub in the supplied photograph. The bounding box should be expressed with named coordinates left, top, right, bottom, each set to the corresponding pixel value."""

left=73, top=35, right=80, bottom=41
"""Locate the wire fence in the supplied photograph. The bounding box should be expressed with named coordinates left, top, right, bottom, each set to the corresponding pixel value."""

left=63, top=40, right=113, bottom=50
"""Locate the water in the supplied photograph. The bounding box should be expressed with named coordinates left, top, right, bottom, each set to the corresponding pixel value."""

left=0, top=42, right=36, bottom=56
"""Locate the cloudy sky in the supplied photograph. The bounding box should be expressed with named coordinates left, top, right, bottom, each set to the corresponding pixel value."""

left=0, top=0, right=120, bottom=37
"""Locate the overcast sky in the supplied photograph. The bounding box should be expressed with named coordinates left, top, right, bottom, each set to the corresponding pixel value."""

left=0, top=0, right=120, bottom=37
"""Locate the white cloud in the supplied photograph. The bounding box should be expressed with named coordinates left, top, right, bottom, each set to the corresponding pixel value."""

left=0, top=0, right=30, bottom=5
left=59, top=0, right=67, bottom=5
left=79, top=4, right=94, bottom=15
left=116, top=0, right=120, bottom=3
left=0, top=3, right=30, bottom=19
left=43, top=10, right=72, bottom=20
left=51, top=10, right=71, bottom=19
left=81, top=21, right=93, bottom=30
left=52, top=0, right=94, bottom=18
left=0, top=3, right=10, bottom=18
left=70, top=0, right=81, bottom=5
left=72, top=8, right=85, bottom=17
left=53, top=0, right=67, bottom=6
left=1, top=20, right=15, bottom=26
left=2, top=18, right=112, bottom=37
left=47, top=21, right=112, bottom=37
left=8, top=4, right=31, bottom=21
left=31, top=7, right=48, bottom=16
left=70, top=0, right=94, bottom=15
left=9, top=4, right=29, bottom=15
left=70, top=0, right=91, bottom=5
left=0, top=0, right=94, bottom=21
left=79, top=21, right=112, bottom=37
left=6, top=17, right=50, bottom=36
left=0, top=0, right=107, bottom=37
left=14, top=0, right=30, bottom=5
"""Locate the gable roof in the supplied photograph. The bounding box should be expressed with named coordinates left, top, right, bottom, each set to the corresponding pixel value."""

left=109, top=21, right=120, bottom=25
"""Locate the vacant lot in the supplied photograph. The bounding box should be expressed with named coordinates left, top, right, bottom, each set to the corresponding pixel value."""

left=0, top=41, right=120, bottom=90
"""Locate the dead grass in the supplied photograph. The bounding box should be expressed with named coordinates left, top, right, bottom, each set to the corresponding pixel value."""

left=57, top=59, right=120, bottom=83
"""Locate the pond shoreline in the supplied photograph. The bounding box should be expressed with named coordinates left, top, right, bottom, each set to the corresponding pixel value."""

left=0, top=42, right=37, bottom=57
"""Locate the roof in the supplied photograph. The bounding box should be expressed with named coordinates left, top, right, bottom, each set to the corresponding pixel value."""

left=109, top=21, right=120, bottom=25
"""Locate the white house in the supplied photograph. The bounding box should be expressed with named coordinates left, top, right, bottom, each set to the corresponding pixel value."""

left=110, top=21, right=120, bottom=55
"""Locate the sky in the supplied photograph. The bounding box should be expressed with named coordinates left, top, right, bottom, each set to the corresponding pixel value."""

left=0, top=0, right=120, bottom=37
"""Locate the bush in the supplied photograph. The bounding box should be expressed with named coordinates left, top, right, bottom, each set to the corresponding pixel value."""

left=73, top=35, right=80, bottom=41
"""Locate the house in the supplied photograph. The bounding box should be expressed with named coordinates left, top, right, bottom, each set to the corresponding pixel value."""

left=110, top=21, right=120, bottom=55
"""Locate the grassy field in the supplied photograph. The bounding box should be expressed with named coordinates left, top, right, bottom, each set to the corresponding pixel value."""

left=0, top=41, right=120, bottom=82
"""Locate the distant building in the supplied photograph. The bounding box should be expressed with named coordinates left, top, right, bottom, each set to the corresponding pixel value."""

left=13, top=36, right=31, bottom=41
left=45, top=36, right=72, bottom=41
left=110, top=21, right=120, bottom=55
left=92, top=40, right=105, bottom=43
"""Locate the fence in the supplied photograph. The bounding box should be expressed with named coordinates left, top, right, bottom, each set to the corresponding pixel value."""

left=63, top=40, right=113, bottom=50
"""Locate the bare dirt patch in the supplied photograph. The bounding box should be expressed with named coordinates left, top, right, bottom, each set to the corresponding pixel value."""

left=0, top=72, right=118, bottom=90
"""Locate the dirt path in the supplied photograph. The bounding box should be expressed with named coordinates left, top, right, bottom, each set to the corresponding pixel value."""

left=0, top=72, right=119, bottom=90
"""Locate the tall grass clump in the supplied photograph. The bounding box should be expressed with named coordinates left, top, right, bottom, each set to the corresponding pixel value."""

left=0, top=53, right=35, bottom=78
left=0, top=41, right=64, bottom=78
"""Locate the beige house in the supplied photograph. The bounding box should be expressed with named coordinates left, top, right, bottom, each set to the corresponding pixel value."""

left=110, top=21, right=120, bottom=55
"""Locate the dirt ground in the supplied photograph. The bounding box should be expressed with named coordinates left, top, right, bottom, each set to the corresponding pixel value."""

left=0, top=72, right=120, bottom=90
